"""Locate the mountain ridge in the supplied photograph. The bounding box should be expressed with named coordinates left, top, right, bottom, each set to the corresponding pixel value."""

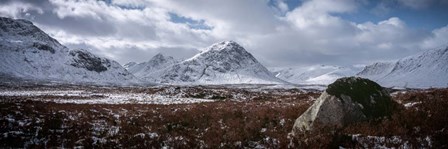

left=0, top=17, right=140, bottom=86
left=132, top=41, right=287, bottom=84
left=270, top=65, right=359, bottom=85
left=357, top=46, right=448, bottom=88
left=126, top=53, right=178, bottom=80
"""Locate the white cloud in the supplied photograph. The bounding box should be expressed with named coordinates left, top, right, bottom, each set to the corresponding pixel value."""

left=111, top=0, right=148, bottom=8
left=38, top=0, right=212, bottom=63
left=1, top=0, right=447, bottom=67
left=148, top=0, right=282, bottom=38
left=249, top=0, right=434, bottom=66
left=277, top=0, right=289, bottom=14
left=421, top=25, right=448, bottom=50
left=0, top=1, right=43, bottom=18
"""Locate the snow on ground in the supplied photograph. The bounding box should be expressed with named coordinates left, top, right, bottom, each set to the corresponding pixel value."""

left=349, top=134, right=432, bottom=148
left=0, top=84, right=308, bottom=104
left=403, top=101, right=421, bottom=108
left=0, top=90, right=214, bottom=105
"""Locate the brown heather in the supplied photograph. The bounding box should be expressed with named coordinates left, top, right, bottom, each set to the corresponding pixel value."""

left=0, top=87, right=447, bottom=148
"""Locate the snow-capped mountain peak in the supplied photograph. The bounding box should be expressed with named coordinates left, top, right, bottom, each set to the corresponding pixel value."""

left=129, top=41, right=286, bottom=84
left=126, top=53, right=178, bottom=80
left=187, top=40, right=252, bottom=63
left=203, top=40, right=242, bottom=52
left=148, top=53, right=176, bottom=66
left=0, top=17, right=62, bottom=49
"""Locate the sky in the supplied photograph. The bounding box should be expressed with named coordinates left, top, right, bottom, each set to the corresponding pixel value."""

left=1, top=0, right=448, bottom=67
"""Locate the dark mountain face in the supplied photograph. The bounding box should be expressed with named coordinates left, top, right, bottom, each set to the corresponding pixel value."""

left=32, top=42, right=55, bottom=54
left=69, top=49, right=111, bottom=73
left=0, top=17, right=61, bottom=46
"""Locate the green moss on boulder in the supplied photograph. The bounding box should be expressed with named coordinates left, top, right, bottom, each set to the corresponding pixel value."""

left=326, top=77, right=395, bottom=119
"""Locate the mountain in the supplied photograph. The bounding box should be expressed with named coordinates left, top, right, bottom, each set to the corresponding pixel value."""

left=270, top=65, right=359, bottom=85
left=142, top=41, right=286, bottom=84
left=125, top=53, right=178, bottom=80
left=123, top=62, right=137, bottom=69
left=357, top=46, right=448, bottom=88
left=0, top=17, right=139, bottom=85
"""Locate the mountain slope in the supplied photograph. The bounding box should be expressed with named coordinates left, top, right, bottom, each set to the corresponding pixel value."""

left=270, top=65, right=359, bottom=85
left=126, top=53, right=178, bottom=79
left=357, top=47, right=448, bottom=88
left=123, top=62, right=137, bottom=70
left=145, top=41, right=286, bottom=84
left=0, top=17, right=139, bottom=85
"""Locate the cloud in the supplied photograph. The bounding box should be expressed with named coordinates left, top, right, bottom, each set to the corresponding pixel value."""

left=0, top=0, right=212, bottom=63
left=248, top=0, right=436, bottom=66
left=111, top=0, right=148, bottom=8
left=0, top=1, right=43, bottom=18
left=148, top=0, right=282, bottom=38
left=276, top=0, right=289, bottom=14
left=421, top=25, right=448, bottom=50
left=0, top=0, right=447, bottom=67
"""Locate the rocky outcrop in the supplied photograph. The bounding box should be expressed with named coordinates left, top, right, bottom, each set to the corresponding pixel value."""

left=291, top=77, right=396, bottom=135
left=69, top=49, right=110, bottom=73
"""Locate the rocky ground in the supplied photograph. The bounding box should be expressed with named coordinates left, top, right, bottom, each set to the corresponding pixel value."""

left=0, top=85, right=447, bottom=148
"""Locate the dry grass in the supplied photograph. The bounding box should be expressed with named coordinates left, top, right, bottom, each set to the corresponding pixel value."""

left=1, top=87, right=447, bottom=148
left=339, top=89, right=448, bottom=148
left=0, top=86, right=317, bottom=148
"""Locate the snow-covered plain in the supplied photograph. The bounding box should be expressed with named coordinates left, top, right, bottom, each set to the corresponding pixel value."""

left=0, top=84, right=309, bottom=105
left=0, top=89, right=214, bottom=105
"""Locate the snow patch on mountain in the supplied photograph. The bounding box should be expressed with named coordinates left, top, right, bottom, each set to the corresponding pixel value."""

left=141, top=41, right=286, bottom=84
left=358, top=46, right=448, bottom=88
left=270, top=65, right=359, bottom=85
left=0, top=17, right=140, bottom=85
left=123, top=62, right=137, bottom=70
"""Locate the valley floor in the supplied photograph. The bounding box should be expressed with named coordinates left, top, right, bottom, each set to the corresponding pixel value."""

left=0, top=85, right=447, bottom=148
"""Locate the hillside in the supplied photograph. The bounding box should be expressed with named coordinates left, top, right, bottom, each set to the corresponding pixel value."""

left=0, top=17, right=139, bottom=85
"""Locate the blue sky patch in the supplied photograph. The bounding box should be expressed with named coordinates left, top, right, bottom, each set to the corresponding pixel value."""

left=169, top=13, right=212, bottom=30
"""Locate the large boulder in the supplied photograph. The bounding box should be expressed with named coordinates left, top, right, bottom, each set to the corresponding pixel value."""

left=292, top=77, right=396, bottom=135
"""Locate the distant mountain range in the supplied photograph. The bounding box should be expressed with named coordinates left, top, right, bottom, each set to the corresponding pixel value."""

left=270, top=65, right=360, bottom=85
left=357, top=46, right=448, bottom=88
left=1, top=17, right=447, bottom=88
